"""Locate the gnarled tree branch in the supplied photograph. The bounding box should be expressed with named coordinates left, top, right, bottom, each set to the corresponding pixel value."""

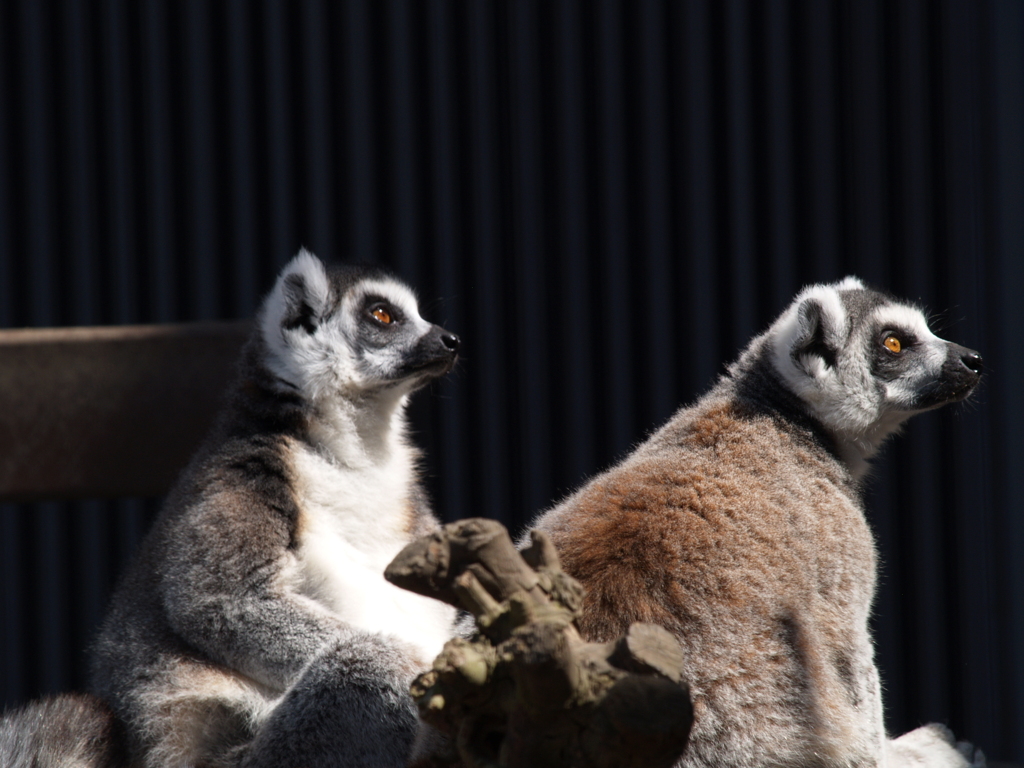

left=385, top=518, right=692, bottom=768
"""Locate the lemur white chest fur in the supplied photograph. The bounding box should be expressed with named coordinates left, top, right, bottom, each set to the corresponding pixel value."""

left=251, top=250, right=462, bottom=667
left=288, top=417, right=455, bottom=666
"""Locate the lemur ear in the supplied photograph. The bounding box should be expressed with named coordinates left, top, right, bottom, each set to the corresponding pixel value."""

left=834, top=275, right=866, bottom=292
left=793, top=299, right=839, bottom=368
left=770, top=279, right=853, bottom=381
left=276, top=250, right=332, bottom=334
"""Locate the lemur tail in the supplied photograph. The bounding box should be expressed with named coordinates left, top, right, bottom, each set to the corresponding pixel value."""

left=0, top=693, right=127, bottom=768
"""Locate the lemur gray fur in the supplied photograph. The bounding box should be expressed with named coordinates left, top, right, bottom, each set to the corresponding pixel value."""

left=87, top=251, right=460, bottom=767
left=528, top=278, right=985, bottom=768
left=0, top=694, right=126, bottom=768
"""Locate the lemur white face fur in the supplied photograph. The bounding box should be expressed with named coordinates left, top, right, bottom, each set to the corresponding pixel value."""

left=761, top=276, right=983, bottom=474
left=258, top=250, right=460, bottom=404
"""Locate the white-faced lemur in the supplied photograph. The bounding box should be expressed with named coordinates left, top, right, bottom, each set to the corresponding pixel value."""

left=88, top=251, right=460, bottom=767
left=529, top=278, right=985, bottom=768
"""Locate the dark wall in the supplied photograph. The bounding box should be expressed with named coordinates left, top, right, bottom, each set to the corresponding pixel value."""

left=1, top=0, right=1022, bottom=759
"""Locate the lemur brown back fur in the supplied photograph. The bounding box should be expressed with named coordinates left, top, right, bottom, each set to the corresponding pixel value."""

left=530, top=278, right=984, bottom=768
left=541, top=394, right=878, bottom=766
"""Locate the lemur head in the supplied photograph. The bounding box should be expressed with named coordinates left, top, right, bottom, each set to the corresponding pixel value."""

left=258, top=250, right=460, bottom=403
left=738, top=277, right=982, bottom=472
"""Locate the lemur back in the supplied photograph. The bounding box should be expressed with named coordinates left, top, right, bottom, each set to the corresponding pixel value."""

left=530, top=278, right=984, bottom=768
left=89, top=252, right=459, bottom=768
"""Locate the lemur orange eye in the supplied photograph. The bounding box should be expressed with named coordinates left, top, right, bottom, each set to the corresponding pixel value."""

left=371, top=307, right=393, bottom=325
left=883, top=335, right=902, bottom=353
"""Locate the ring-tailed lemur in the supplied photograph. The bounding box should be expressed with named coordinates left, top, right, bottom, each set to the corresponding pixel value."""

left=89, top=251, right=460, bottom=767
left=529, top=278, right=985, bottom=768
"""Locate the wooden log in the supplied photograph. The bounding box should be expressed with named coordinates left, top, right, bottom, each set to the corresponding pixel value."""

left=0, top=322, right=248, bottom=501
left=385, top=518, right=692, bottom=768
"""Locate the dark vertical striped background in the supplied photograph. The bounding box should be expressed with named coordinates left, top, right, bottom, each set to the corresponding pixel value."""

left=1, top=0, right=1022, bottom=759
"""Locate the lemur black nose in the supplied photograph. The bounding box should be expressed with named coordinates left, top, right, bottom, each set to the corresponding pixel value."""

left=961, top=351, right=984, bottom=374
left=441, top=333, right=460, bottom=353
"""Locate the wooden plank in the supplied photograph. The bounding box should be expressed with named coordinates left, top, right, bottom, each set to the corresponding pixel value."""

left=0, top=322, right=250, bottom=502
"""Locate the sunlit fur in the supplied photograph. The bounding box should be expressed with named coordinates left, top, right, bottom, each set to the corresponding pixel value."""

left=528, top=278, right=983, bottom=768
left=89, top=252, right=458, bottom=768
left=763, top=277, right=972, bottom=478
left=0, top=694, right=125, bottom=768
left=260, top=251, right=436, bottom=405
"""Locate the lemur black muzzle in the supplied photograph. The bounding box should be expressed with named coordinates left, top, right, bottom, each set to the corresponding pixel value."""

left=402, top=325, right=460, bottom=378
left=916, top=342, right=983, bottom=409
left=959, top=348, right=983, bottom=375
left=440, top=331, right=460, bottom=354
